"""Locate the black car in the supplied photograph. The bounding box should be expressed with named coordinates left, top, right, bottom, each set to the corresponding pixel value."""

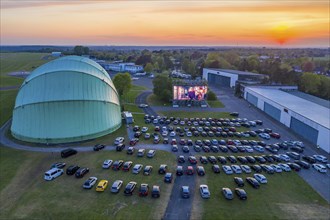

left=237, top=156, right=248, bottom=164
left=286, top=151, right=300, bottom=160
left=271, top=154, right=282, bottom=162
left=112, top=160, right=124, bottom=170
left=228, top=145, right=238, bottom=153
left=212, top=165, right=221, bottom=173
left=182, top=146, right=190, bottom=153
left=200, top=156, right=208, bottom=164
left=75, top=167, right=89, bottom=178
left=294, top=160, right=310, bottom=169
left=127, top=147, right=135, bottom=155
left=207, top=156, right=217, bottom=164
left=246, top=177, right=260, bottom=189
left=158, top=164, right=168, bottom=174
left=197, top=166, right=206, bottom=176
left=93, top=144, right=105, bottom=151
left=152, top=185, right=160, bottom=198
left=230, top=112, right=239, bottom=116
left=134, top=131, right=142, bottom=138
left=210, top=145, right=219, bottom=153
left=217, top=156, right=227, bottom=164
left=251, top=165, right=262, bottom=173
left=219, top=145, right=228, bottom=153
left=302, top=155, right=316, bottom=164
left=287, top=163, right=301, bottom=171
left=255, top=156, right=266, bottom=164
left=235, top=188, right=247, bottom=200
left=227, top=156, right=237, bottom=163
left=291, top=146, right=304, bottom=153
left=263, top=155, right=274, bottom=163
left=246, top=156, right=256, bottom=164
left=66, top=165, right=80, bottom=175
left=61, top=148, right=77, bottom=158
left=234, top=177, right=244, bottom=187
left=188, top=156, right=198, bottom=164
left=202, top=145, right=210, bottom=153
left=133, top=125, right=140, bottom=131
left=124, top=181, right=137, bottom=196
left=178, top=155, right=186, bottom=163
left=129, top=138, right=139, bottom=146
left=260, top=164, right=274, bottom=174
left=176, top=166, right=184, bottom=176
left=164, top=173, right=173, bottom=183
left=255, top=120, right=263, bottom=125
left=116, top=143, right=125, bottom=151
left=194, top=145, right=202, bottom=152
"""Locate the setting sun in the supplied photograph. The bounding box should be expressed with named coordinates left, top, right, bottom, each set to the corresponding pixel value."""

left=270, top=24, right=295, bottom=45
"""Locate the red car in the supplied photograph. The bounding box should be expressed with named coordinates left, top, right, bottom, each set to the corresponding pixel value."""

left=129, top=138, right=139, bottom=146
left=227, top=139, right=234, bottom=145
left=270, top=132, right=281, bottom=139
left=171, top=139, right=177, bottom=145
left=186, top=166, right=194, bottom=175
left=154, top=126, right=160, bottom=132
left=122, top=161, right=133, bottom=171
left=188, top=156, right=197, bottom=164
left=179, top=139, right=186, bottom=145
left=139, top=183, right=149, bottom=196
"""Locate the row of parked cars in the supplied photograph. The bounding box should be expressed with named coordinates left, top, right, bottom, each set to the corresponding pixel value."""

left=44, top=162, right=89, bottom=180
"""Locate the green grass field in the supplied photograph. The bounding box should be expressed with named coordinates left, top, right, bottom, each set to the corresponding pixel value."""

left=159, top=111, right=233, bottom=119
left=0, top=90, right=18, bottom=126
left=191, top=157, right=329, bottom=220
left=121, top=85, right=147, bottom=113
left=0, top=52, right=52, bottom=87
left=207, top=100, right=225, bottom=108
left=147, top=94, right=171, bottom=107
left=0, top=146, right=176, bottom=220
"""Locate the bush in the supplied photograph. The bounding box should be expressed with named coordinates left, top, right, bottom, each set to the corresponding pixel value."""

left=207, top=90, right=217, bottom=101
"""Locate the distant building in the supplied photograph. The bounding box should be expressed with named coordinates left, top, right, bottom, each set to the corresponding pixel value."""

left=244, top=86, right=330, bottom=153
left=104, top=62, right=143, bottom=73
left=202, top=68, right=267, bottom=88
left=51, top=52, right=62, bottom=57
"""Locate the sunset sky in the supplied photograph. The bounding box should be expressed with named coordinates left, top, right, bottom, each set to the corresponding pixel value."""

left=1, top=0, right=329, bottom=47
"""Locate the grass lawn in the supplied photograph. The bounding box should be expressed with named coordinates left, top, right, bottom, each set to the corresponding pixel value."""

left=207, top=100, right=225, bottom=108
left=0, top=90, right=18, bottom=126
left=122, top=85, right=147, bottom=113
left=159, top=111, right=234, bottom=119
left=0, top=52, right=52, bottom=87
left=192, top=160, right=329, bottom=220
left=0, top=146, right=176, bottom=220
left=147, top=94, right=171, bottom=107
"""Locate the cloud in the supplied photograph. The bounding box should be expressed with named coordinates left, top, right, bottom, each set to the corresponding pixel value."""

left=1, top=0, right=102, bottom=9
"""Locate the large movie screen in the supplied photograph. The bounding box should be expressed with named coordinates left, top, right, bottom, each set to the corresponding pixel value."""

left=173, top=86, right=208, bottom=101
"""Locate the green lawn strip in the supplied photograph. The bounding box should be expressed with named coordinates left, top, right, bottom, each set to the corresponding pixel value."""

left=123, top=103, right=144, bottom=113
left=198, top=161, right=328, bottom=220
left=0, top=147, right=176, bottom=219
left=0, top=90, right=18, bottom=126
left=0, top=53, right=52, bottom=87
left=207, top=100, right=225, bottom=108
left=158, top=111, right=234, bottom=119
left=147, top=94, right=170, bottom=107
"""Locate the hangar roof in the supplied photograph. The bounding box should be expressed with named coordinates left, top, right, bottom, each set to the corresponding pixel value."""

left=205, top=68, right=262, bottom=76
left=247, top=87, right=330, bottom=129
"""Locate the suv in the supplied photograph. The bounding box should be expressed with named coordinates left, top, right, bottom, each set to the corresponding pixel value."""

left=181, top=186, right=190, bottom=198
left=66, top=165, right=80, bottom=175
left=139, top=183, right=149, bottom=197
left=151, top=185, right=160, bottom=198
left=61, top=148, right=77, bottom=158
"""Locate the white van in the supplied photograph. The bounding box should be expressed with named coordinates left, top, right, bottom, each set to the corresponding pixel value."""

left=44, top=168, right=64, bottom=181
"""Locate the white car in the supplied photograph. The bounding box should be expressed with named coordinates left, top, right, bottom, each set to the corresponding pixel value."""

left=199, top=184, right=210, bottom=199
left=248, top=121, right=256, bottom=127
left=313, top=155, right=328, bottom=163
left=312, top=164, right=327, bottom=173
left=83, top=177, right=98, bottom=189
left=162, top=131, right=168, bottom=137
left=139, top=104, right=148, bottom=108
left=242, top=132, right=250, bottom=138
left=137, top=149, right=145, bottom=157
left=270, top=164, right=282, bottom=173
left=278, top=163, right=291, bottom=172
left=44, top=168, right=63, bottom=181
left=231, top=165, right=242, bottom=174
left=170, top=131, right=176, bottom=137
left=147, top=149, right=156, bottom=158
left=279, top=154, right=290, bottom=162
left=114, top=137, right=125, bottom=145
left=254, top=174, right=267, bottom=184
left=132, top=164, right=143, bottom=174
left=259, top=133, right=270, bottom=140
left=102, top=159, right=113, bottom=169
left=141, top=127, right=148, bottom=133
left=241, top=165, right=251, bottom=173
left=253, top=145, right=264, bottom=152
left=245, top=146, right=254, bottom=153
left=186, top=131, right=192, bottom=137
left=326, top=164, right=330, bottom=169
left=222, top=165, right=233, bottom=175
left=295, top=141, right=304, bottom=148
left=233, top=140, right=241, bottom=146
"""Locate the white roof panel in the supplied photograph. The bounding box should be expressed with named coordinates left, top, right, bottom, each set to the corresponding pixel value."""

left=248, top=87, right=330, bottom=129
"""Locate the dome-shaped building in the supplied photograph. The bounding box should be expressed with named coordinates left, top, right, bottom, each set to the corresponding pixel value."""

left=11, top=56, right=121, bottom=144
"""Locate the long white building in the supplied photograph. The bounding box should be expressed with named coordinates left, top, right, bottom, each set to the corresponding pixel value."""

left=104, top=62, right=143, bottom=73
left=244, top=86, right=330, bottom=153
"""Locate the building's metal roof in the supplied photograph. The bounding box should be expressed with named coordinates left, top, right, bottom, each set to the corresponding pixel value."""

left=247, top=87, right=330, bottom=129
left=205, top=68, right=262, bottom=76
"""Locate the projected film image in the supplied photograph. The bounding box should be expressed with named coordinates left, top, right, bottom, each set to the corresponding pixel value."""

left=173, top=86, right=208, bottom=101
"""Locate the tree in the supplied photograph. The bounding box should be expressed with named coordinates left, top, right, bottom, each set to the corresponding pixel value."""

left=302, top=61, right=314, bottom=72
left=206, top=90, right=217, bottom=101
left=113, top=72, right=132, bottom=97
left=144, top=63, right=153, bottom=73
left=152, top=75, right=172, bottom=102
left=299, top=72, right=321, bottom=95
left=73, top=45, right=89, bottom=56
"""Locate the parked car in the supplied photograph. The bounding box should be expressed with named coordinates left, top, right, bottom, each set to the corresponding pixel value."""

left=116, top=143, right=125, bottom=151
left=137, top=149, right=145, bottom=157
left=223, top=165, right=233, bottom=175
left=127, top=147, right=135, bottom=155
left=124, top=181, right=137, bottom=195
left=197, top=166, right=206, bottom=176
left=278, top=163, right=291, bottom=172
left=143, top=166, right=153, bottom=175
left=254, top=174, right=267, bottom=184
left=61, top=148, right=77, bottom=158
left=112, top=160, right=124, bottom=170
left=51, top=162, right=66, bottom=169
left=114, top=137, right=125, bottom=145
left=129, top=138, right=139, bottom=146
left=66, top=165, right=80, bottom=175
left=222, top=188, right=234, bottom=200
left=122, top=161, right=133, bottom=171
left=235, top=188, right=247, bottom=200
left=270, top=132, right=281, bottom=139
left=44, top=168, right=63, bottom=181
left=176, top=166, right=184, bottom=176
left=102, top=159, right=113, bottom=169
left=172, top=145, right=179, bottom=152
left=96, top=180, right=108, bottom=192
left=132, top=164, right=143, bottom=174
left=312, top=164, right=327, bottom=173
left=251, top=165, right=262, bottom=173
left=231, top=165, right=242, bottom=174
left=181, top=186, right=190, bottom=198
left=246, top=177, right=260, bottom=189
left=158, top=164, right=168, bottom=174
left=287, top=163, right=301, bottom=171
left=286, top=151, right=300, bottom=160
left=111, top=180, right=123, bottom=193
left=164, top=173, right=173, bottom=183
left=94, top=144, right=105, bottom=151
left=186, top=166, right=194, bottom=175
left=200, top=184, right=210, bottom=199
left=234, top=177, right=244, bottom=187
left=139, top=183, right=149, bottom=197
left=240, top=165, right=251, bottom=174
left=151, top=185, right=160, bottom=198
left=188, top=156, right=197, bottom=164
left=294, top=160, right=310, bottom=169
left=83, top=177, right=97, bottom=189
left=147, top=150, right=156, bottom=158
left=75, top=167, right=89, bottom=178
left=212, top=165, right=221, bottom=173
left=302, top=155, right=316, bottom=164
left=313, top=155, right=328, bottom=163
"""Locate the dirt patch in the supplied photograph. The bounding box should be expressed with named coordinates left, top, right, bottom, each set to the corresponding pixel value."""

left=112, top=201, right=128, bottom=216
left=277, top=203, right=330, bottom=220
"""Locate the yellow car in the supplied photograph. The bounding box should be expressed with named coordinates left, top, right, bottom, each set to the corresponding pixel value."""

left=96, top=180, right=108, bottom=192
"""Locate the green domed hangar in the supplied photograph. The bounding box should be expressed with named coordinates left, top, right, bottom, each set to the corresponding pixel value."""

left=11, top=56, right=121, bottom=144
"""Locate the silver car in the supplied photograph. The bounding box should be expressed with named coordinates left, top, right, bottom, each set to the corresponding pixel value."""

left=111, top=180, right=123, bottom=193
left=200, top=184, right=210, bottom=199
